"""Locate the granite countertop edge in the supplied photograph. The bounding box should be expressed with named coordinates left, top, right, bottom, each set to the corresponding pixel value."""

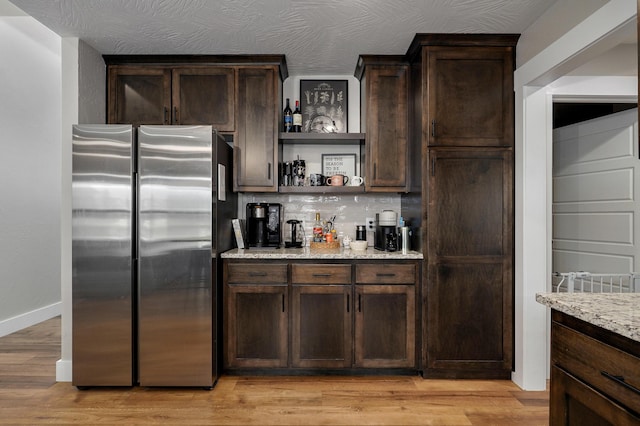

left=221, top=247, right=423, bottom=260
left=536, top=292, right=640, bottom=343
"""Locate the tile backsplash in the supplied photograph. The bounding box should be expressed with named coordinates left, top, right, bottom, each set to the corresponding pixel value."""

left=238, top=193, right=401, bottom=246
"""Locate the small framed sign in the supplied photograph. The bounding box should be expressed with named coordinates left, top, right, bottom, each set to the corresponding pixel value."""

left=300, top=80, right=347, bottom=133
left=322, top=153, right=356, bottom=177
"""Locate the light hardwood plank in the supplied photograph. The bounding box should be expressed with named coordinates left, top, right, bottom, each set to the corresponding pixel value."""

left=0, top=317, right=549, bottom=425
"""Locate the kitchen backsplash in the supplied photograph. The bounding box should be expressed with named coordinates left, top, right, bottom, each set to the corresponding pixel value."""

left=238, top=193, right=401, bottom=246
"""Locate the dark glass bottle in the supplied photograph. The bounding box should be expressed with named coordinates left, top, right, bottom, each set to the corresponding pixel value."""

left=293, top=100, right=302, bottom=132
left=283, top=98, right=293, bottom=132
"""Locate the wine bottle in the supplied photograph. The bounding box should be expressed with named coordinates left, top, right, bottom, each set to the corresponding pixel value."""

left=283, top=98, right=293, bottom=132
left=293, top=100, right=302, bottom=132
left=312, top=213, right=323, bottom=242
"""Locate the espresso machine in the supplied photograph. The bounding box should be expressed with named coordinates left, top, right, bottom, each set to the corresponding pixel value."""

left=246, top=203, right=281, bottom=247
left=374, top=210, right=398, bottom=251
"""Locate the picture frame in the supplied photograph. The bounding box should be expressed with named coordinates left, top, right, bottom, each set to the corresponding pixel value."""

left=300, top=79, right=348, bottom=133
left=322, top=153, right=356, bottom=177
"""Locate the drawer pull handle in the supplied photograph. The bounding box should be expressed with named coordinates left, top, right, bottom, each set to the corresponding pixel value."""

left=248, top=272, right=267, bottom=277
left=312, top=273, right=331, bottom=277
left=601, top=371, right=640, bottom=396
left=376, top=273, right=396, bottom=277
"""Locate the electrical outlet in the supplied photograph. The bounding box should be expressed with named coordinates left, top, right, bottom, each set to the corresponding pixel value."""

left=366, top=217, right=376, bottom=231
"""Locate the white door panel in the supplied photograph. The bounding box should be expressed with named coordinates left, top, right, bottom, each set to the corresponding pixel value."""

left=552, top=108, right=638, bottom=274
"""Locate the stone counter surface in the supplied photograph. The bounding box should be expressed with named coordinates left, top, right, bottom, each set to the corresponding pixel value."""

left=221, top=247, right=423, bottom=260
left=536, top=292, right=640, bottom=343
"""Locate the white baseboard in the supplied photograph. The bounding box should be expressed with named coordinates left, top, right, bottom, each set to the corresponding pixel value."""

left=0, top=302, right=61, bottom=338
left=56, top=359, right=72, bottom=382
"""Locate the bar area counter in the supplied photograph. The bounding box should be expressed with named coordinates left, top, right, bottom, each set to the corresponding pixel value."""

left=221, top=247, right=423, bottom=260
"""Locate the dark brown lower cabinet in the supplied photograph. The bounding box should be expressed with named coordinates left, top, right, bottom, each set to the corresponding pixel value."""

left=224, top=263, right=288, bottom=368
left=550, top=366, right=640, bottom=426
left=354, top=263, right=416, bottom=368
left=424, top=148, right=513, bottom=379
left=225, top=284, right=288, bottom=368
left=291, top=285, right=351, bottom=368
left=223, top=259, right=420, bottom=372
left=549, top=311, right=640, bottom=425
left=354, top=284, right=415, bottom=368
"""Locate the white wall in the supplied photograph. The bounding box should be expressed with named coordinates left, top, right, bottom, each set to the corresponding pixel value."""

left=78, top=40, right=105, bottom=124
left=516, top=0, right=608, bottom=66
left=0, top=13, right=62, bottom=336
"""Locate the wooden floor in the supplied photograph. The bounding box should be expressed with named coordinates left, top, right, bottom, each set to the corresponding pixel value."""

left=0, top=317, right=549, bottom=425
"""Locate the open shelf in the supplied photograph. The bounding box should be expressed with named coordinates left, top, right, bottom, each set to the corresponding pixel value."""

left=279, top=132, right=365, bottom=144
left=278, top=185, right=365, bottom=194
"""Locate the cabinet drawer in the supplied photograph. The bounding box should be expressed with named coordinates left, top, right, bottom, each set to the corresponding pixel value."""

left=227, top=263, right=288, bottom=284
left=356, top=264, right=416, bottom=284
left=552, top=321, right=640, bottom=413
left=291, top=264, right=351, bottom=284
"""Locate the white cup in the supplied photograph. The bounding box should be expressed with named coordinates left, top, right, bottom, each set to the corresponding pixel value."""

left=350, top=176, right=364, bottom=186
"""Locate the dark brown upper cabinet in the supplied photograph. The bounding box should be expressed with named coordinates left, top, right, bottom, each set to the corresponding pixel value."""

left=355, top=56, right=410, bottom=192
left=234, top=66, right=280, bottom=192
left=108, top=65, right=234, bottom=130
left=104, top=55, right=287, bottom=193
left=406, top=35, right=517, bottom=148
left=172, top=67, right=234, bottom=130
left=108, top=66, right=171, bottom=126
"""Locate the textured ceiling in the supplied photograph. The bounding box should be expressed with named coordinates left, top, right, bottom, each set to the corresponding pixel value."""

left=9, top=0, right=558, bottom=76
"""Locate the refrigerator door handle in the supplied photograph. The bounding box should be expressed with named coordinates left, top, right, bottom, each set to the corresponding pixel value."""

left=133, top=171, right=139, bottom=261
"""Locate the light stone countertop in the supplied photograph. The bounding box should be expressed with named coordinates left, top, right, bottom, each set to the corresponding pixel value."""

left=536, top=292, right=640, bottom=343
left=221, top=247, right=423, bottom=260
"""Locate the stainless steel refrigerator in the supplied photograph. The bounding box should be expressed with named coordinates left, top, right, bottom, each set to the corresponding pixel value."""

left=72, top=124, right=236, bottom=388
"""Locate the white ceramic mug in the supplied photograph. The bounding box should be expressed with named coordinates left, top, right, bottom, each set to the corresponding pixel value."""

left=349, top=176, right=364, bottom=186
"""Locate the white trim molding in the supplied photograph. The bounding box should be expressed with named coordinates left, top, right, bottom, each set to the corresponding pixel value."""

left=0, top=302, right=61, bottom=338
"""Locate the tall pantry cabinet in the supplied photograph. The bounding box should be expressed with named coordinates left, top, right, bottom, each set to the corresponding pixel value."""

left=403, top=34, right=519, bottom=379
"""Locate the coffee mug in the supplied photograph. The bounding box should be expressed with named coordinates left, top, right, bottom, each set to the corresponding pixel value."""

left=309, top=173, right=325, bottom=186
left=349, top=176, right=364, bottom=186
left=326, top=174, right=349, bottom=186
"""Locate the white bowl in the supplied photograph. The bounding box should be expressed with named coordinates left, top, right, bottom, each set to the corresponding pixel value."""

left=350, top=240, right=367, bottom=251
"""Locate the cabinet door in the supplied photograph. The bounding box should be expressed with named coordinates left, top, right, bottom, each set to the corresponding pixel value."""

left=426, top=46, right=514, bottom=147
left=550, top=366, right=640, bottom=425
left=291, top=285, right=352, bottom=368
left=225, top=284, right=288, bottom=368
left=108, top=66, right=171, bottom=125
left=365, top=64, right=409, bottom=190
left=425, top=148, right=513, bottom=377
left=354, top=285, right=415, bottom=368
left=172, top=67, right=235, bottom=131
left=234, top=67, right=278, bottom=191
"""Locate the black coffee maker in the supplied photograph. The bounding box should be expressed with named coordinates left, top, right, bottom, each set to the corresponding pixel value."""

left=246, top=203, right=281, bottom=247
left=374, top=210, right=398, bottom=251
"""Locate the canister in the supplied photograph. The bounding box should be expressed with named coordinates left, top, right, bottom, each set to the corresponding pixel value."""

left=400, top=226, right=410, bottom=254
